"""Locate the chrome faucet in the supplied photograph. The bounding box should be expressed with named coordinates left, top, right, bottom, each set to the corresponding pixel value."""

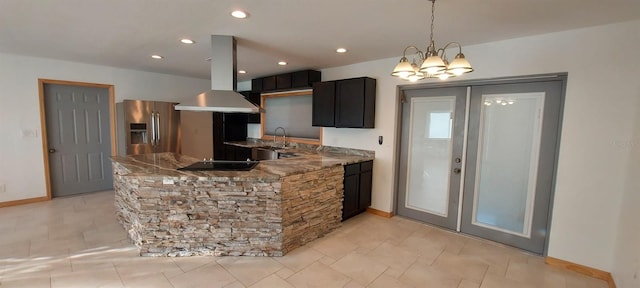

left=274, top=127, right=287, bottom=148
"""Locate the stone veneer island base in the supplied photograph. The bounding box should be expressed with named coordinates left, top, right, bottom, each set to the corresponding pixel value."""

left=112, top=149, right=372, bottom=257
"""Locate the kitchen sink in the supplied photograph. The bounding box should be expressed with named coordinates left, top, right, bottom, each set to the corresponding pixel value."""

left=251, top=146, right=298, bottom=160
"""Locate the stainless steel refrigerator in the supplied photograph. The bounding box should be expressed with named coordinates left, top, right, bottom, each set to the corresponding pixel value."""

left=116, top=100, right=181, bottom=155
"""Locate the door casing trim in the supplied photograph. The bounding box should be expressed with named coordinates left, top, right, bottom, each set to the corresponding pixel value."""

left=38, top=79, right=116, bottom=201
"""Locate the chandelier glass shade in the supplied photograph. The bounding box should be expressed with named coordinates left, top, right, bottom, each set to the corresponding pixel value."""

left=391, top=0, right=473, bottom=81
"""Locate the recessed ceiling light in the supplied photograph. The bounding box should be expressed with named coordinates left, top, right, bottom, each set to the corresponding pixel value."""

left=336, top=48, right=347, bottom=53
left=180, top=38, right=195, bottom=44
left=151, top=55, right=163, bottom=59
left=231, top=10, right=248, bottom=19
left=238, top=70, right=247, bottom=74
left=278, top=61, right=287, bottom=66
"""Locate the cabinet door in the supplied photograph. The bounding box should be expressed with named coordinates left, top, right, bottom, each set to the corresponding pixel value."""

left=312, top=81, right=335, bottom=127
left=359, top=164, right=373, bottom=211
left=235, top=146, right=252, bottom=161
left=246, top=92, right=261, bottom=124
left=224, top=144, right=236, bottom=160
left=335, top=78, right=375, bottom=128
left=292, top=70, right=321, bottom=88
left=223, top=113, right=248, bottom=141
left=262, top=76, right=277, bottom=91
left=251, top=78, right=263, bottom=93
left=276, top=74, right=292, bottom=90
left=343, top=173, right=360, bottom=220
left=292, top=71, right=310, bottom=88
left=335, top=78, right=365, bottom=128
left=224, top=145, right=251, bottom=161
left=213, top=112, right=225, bottom=160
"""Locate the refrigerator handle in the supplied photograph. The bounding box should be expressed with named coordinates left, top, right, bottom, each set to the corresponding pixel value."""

left=155, top=112, right=161, bottom=144
left=150, top=112, right=156, bottom=145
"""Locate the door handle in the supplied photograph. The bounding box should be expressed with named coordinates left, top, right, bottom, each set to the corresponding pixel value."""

left=150, top=113, right=156, bottom=145
left=453, top=168, right=461, bottom=174
left=155, top=112, right=160, bottom=144
left=48, top=148, right=56, bottom=153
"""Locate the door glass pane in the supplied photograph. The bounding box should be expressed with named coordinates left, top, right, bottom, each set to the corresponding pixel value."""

left=405, top=97, right=455, bottom=216
left=472, top=92, right=545, bottom=237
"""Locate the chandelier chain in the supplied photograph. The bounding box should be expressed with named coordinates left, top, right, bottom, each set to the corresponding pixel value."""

left=430, top=0, right=435, bottom=44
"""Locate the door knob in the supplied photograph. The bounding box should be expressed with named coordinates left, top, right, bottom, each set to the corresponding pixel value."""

left=48, top=148, right=56, bottom=153
left=453, top=168, right=461, bottom=174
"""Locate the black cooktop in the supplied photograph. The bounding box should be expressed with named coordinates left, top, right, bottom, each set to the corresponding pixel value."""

left=177, top=160, right=259, bottom=171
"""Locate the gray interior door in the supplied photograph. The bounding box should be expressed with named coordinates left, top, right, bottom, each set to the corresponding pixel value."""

left=44, top=84, right=113, bottom=197
left=461, top=80, right=563, bottom=254
left=396, top=87, right=468, bottom=230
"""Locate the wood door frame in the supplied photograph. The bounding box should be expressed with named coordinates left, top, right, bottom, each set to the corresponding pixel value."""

left=38, top=79, right=116, bottom=200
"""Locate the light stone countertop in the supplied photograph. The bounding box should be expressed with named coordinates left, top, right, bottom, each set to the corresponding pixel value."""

left=111, top=146, right=374, bottom=180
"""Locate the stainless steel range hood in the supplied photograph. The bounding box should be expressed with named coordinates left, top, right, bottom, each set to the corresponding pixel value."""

left=175, top=35, right=260, bottom=113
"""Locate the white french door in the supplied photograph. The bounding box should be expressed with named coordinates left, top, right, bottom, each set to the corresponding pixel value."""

left=397, top=78, right=564, bottom=254
left=397, top=87, right=467, bottom=230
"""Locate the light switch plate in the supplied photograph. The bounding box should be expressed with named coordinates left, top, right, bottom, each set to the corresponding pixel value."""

left=0, top=184, right=6, bottom=193
left=20, top=129, right=38, bottom=138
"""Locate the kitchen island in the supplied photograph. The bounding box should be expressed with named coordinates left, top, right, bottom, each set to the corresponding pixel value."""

left=111, top=147, right=373, bottom=257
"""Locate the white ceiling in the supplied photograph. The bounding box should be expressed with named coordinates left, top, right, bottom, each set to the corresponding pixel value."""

left=1, top=0, right=639, bottom=82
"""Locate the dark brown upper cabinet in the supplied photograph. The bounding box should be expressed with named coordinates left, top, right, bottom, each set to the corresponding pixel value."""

left=292, top=70, right=321, bottom=88
left=312, top=77, right=376, bottom=128
left=262, top=76, right=277, bottom=91
left=312, top=81, right=335, bottom=127
left=276, top=74, right=292, bottom=90
left=251, top=70, right=321, bottom=93
left=251, top=78, right=262, bottom=93
left=239, top=91, right=261, bottom=124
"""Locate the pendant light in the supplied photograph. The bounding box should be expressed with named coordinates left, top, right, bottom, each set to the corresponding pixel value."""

left=391, top=0, right=473, bottom=81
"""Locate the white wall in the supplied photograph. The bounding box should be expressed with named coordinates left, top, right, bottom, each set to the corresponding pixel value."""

left=321, top=20, right=640, bottom=272
left=612, top=94, right=640, bottom=287
left=0, top=53, right=210, bottom=202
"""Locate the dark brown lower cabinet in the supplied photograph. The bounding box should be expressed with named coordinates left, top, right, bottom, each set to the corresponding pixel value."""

left=342, top=160, right=373, bottom=221
left=224, top=145, right=252, bottom=161
left=359, top=161, right=373, bottom=210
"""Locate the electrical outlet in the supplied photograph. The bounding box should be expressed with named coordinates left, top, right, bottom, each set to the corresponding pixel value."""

left=0, top=184, right=6, bottom=193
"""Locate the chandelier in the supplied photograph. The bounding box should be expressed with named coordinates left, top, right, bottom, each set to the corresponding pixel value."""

left=391, top=0, right=473, bottom=81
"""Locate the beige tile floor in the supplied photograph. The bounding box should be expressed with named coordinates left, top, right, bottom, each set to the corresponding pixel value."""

left=0, top=190, right=608, bottom=288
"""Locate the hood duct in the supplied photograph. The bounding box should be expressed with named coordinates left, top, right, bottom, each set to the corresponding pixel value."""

left=175, top=35, right=260, bottom=113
